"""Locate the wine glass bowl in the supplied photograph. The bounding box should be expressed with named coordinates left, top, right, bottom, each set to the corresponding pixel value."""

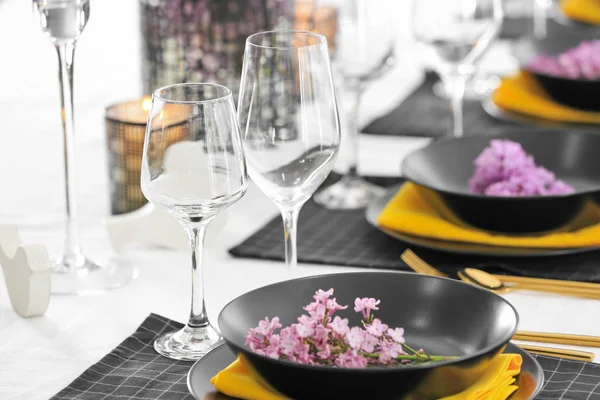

left=313, top=0, right=397, bottom=210
left=141, top=83, right=248, bottom=361
left=33, top=0, right=90, bottom=44
left=411, top=0, right=504, bottom=137
left=238, top=30, right=341, bottom=267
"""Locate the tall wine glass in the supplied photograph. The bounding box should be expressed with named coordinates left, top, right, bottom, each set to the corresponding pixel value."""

left=141, top=83, right=247, bottom=360
left=238, top=31, right=341, bottom=268
left=411, top=0, right=504, bottom=137
left=33, top=0, right=137, bottom=294
left=313, top=0, right=396, bottom=209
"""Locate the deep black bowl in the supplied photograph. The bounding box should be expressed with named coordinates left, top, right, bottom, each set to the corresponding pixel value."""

left=526, top=70, right=600, bottom=112
left=513, top=35, right=600, bottom=112
left=401, top=130, right=600, bottom=234
left=218, top=271, right=519, bottom=400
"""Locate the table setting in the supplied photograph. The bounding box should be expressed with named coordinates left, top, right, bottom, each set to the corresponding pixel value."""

left=3, top=0, right=600, bottom=399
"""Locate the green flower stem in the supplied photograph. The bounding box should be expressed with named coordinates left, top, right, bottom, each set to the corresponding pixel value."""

left=361, top=352, right=459, bottom=362
left=402, top=343, right=420, bottom=356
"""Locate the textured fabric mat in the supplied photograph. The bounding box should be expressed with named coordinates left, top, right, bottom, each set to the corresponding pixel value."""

left=52, top=314, right=600, bottom=399
left=229, top=176, right=600, bottom=283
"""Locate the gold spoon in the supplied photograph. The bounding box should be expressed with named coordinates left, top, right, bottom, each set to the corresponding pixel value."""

left=458, top=268, right=600, bottom=299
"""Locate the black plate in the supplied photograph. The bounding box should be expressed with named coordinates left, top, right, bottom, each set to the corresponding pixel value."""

left=365, top=184, right=597, bottom=257
left=514, top=35, right=600, bottom=112
left=481, top=96, right=600, bottom=133
left=218, top=271, right=519, bottom=400
left=402, top=130, right=600, bottom=233
left=187, top=342, right=544, bottom=400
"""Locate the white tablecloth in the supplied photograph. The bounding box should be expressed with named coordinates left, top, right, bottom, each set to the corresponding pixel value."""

left=0, top=0, right=599, bottom=399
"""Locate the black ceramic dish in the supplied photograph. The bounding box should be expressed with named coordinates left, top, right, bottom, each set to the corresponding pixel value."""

left=401, top=130, right=600, bottom=233
left=513, top=35, right=600, bottom=112
left=218, top=271, right=519, bottom=400
left=365, top=184, right=597, bottom=257
left=187, top=342, right=544, bottom=400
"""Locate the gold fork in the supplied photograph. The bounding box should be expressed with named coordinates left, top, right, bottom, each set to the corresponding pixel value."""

left=401, top=249, right=600, bottom=299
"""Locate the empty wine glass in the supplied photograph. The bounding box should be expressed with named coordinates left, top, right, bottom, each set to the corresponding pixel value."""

left=313, top=0, right=396, bottom=209
left=412, top=0, right=504, bottom=137
left=141, top=83, right=247, bottom=360
left=238, top=31, right=341, bottom=268
left=33, top=0, right=137, bottom=294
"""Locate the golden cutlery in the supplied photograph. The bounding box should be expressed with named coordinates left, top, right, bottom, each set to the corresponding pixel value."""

left=458, top=269, right=600, bottom=299
left=495, top=274, right=600, bottom=291
left=513, top=331, right=600, bottom=348
left=519, top=344, right=595, bottom=362
left=401, top=249, right=600, bottom=299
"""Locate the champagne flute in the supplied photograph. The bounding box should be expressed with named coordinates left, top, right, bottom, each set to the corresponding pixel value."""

left=411, top=0, right=504, bottom=137
left=238, top=31, right=341, bottom=268
left=141, top=83, right=248, bottom=360
left=33, top=0, right=137, bottom=294
left=313, top=0, right=396, bottom=210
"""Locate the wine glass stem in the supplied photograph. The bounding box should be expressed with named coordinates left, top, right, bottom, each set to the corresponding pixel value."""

left=56, top=43, right=82, bottom=265
left=279, top=205, right=301, bottom=268
left=443, top=73, right=466, bottom=138
left=344, top=86, right=364, bottom=180
left=186, top=223, right=210, bottom=328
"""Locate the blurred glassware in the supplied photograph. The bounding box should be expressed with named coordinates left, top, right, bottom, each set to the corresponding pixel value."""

left=33, top=0, right=137, bottom=295
left=412, top=0, right=504, bottom=137
left=238, top=31, right=341, bottom=268
left=313, top=0, right=396, bottom=210
left=141, top=83, right=248, bottom=360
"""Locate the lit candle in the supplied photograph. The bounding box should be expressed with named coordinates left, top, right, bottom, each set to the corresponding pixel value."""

left=105, top=96, right=189, bottom=215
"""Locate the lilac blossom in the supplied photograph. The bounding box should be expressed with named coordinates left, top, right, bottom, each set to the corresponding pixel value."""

left=469, top=140, right=574, bottom=196
left=527, top=40, right=600, bottom=80
left=245, top=289, right=455, bottom=368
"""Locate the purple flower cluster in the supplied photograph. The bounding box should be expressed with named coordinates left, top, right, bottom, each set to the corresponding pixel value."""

left=245, top=289, right=428, bottom=368
left=469, top=140, right=574, bottom=196
left=527, top=40, right=600, bottom=80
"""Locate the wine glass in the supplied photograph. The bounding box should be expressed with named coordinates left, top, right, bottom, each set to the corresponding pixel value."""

left=313, top=0, right=396, bottom=210
left=411, top=0, right=504, bottom=137
left=33, top=0, right=137, bottom=294
left=238, top=31, right=341, bottom=268
left=141, top=83, right=247, bottom=360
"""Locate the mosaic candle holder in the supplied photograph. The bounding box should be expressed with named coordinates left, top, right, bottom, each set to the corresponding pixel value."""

left=105, top=98, right=189, bottom=215
left=140, top=0, right=294, bottom=98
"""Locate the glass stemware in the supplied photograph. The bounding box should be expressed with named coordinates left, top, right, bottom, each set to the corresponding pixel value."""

left=312, top=0, right=396, bottom=210
left=238, top=31, right=341, bottom=268
left=33, top=0, right=137, bottom=295
left=141, top=83, right=247, bottom=360
left=411, top=0, right=504, bottom=137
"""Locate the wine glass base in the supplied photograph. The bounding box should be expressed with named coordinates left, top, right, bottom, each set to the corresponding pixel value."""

left=154, top=324, right=223, bottom=361
left=314, top=176, right=385, bottom=209
left=51, top=255, right=138, bottom=296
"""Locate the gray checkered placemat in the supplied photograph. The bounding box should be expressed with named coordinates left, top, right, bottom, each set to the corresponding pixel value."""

left=51, top=313, right=600, bottom=399
left=229, top=176, right=600, bottom=283
left=52, top=314, right=194, bottom=400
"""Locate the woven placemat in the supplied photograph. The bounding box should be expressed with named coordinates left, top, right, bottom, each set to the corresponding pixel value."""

left=52, top=313, right=600, bottom=399
left=229, top=176, right=600, bottom=283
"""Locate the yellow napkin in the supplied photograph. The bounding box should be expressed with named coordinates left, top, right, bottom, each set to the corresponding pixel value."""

left=211, top=354, right=522, bottom=400
left=377, top=183, right=600, bottom=249
left=492, top=72, right=600, bottom=123
left=561, top=0, right=600, bottom=25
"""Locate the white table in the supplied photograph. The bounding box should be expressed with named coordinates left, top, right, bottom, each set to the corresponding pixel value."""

left=0, top=0, right=598, bottom=399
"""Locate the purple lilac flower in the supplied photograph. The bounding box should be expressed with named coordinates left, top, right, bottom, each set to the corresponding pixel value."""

left=244, top=289, right=417, bottom=369
left=469, top=140, right=575, bottom=197
left=527, top=40, right=600, bottom=80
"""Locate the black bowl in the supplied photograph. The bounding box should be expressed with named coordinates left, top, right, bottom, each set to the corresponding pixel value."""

left=218, top=271, right=519, bottom=400
left=401, top=130, right=600, bottom=233
left=513, top=35, right=600, bottom=112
